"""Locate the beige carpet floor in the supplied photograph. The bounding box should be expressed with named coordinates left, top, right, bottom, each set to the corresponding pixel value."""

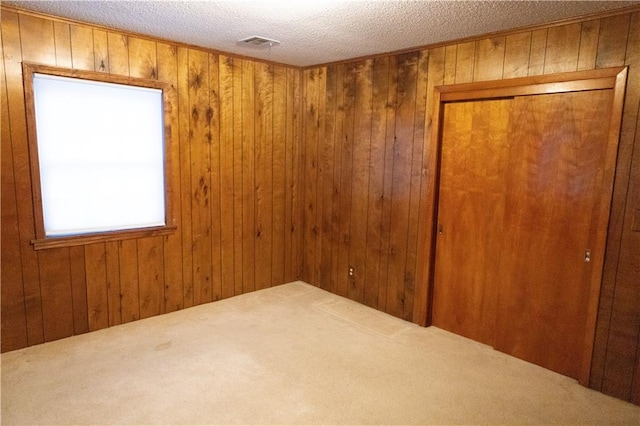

left=2, top=281, right=639, bottom=425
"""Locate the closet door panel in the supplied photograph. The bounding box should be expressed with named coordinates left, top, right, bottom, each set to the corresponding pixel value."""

left=495, top=90, right=614, bottom=380
left=432, top=99, right=511, bottom=346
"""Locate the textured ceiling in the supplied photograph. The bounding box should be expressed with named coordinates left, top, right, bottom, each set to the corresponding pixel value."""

left=5, top=1, right=639, bottom=67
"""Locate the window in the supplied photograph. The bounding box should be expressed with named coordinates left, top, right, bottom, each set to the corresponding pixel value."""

left=23, top=63, right=176, bottom=249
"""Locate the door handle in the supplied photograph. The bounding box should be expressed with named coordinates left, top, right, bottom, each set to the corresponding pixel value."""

left=584, top=249, right=591, bottom=263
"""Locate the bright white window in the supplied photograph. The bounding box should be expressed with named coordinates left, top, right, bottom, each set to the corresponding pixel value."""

left=32, top=73, right=166, bottom=237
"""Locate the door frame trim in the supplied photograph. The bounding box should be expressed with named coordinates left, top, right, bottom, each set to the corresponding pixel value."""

left=416, top=66, right=628, bottom=386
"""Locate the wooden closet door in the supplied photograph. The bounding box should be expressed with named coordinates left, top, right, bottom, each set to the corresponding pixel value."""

left=494, top=90, right=614, bottom=380
left=432, top=99, right=511, bottom=346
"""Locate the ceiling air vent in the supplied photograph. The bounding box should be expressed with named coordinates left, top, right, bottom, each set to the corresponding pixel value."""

left=239, top=36, right=281, bottom=47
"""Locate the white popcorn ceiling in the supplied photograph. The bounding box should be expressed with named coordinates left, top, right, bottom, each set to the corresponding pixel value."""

left=5, top=1, right=639, bottom=67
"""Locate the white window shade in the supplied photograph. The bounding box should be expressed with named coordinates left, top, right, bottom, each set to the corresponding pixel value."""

left=32, top=73, right=166, bottom=237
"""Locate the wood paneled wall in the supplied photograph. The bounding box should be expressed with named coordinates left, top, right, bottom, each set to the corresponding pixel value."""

left=1, top=9, right=302, bottom=351
left=2, top=4, right=640, bottom=406
left=300, top=10, right=640, bottom=403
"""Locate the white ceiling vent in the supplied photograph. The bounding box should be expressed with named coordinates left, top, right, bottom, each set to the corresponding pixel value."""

left=239, top=36, right=281, bottom=47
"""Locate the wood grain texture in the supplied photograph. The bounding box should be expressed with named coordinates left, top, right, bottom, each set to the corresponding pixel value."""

left=255, top=62, right=275, bottom=290
left=53, top=22, right=72, bottom=68
left=208, top=53, right=222, bottom=302
left=348, top=59, right=373, bottom=303
left=3, top=11, right=44, bottom=347
left=157, top=42, right=184, bottom=313
left=69, top=25, right=93, bottom=70
left=2, top=7, right=298, bottom=354
left=503, top=32, right=531, bottom=78
left=105, top=242, right=121, bottom=326
left=363, top=56, right=390, bottom=308
left=118, top=240, right=139, bottom=323
left=378, top=55, right=398, bottom=313
left=474, top=37, right=505, bottom=81
left=188, top=48, right=213, bottom=305
left=0, top=27, right=28, bottom=351
left=2, top=3, right=640, bottom=407
left=301, top=68, right=320, bottom=284
left=495, top=90, right=614, bottom=382
left=232, top=58, right=244, bottom=296
left=336, top=64, right=355, bottom=298
left=319, top=63, right=338, bottom=293
left=544, top=23, right=581, bottom=74
left=592, top=11, right=640, bottom=399
left=433, top=99, right=510, bottom=346
left=299, top=8, right=640, bottom=404
left=84, top=243, right=108, bottom=331
left=241, top=59, right=256, bottom=294
left=218, top=55, right=235, bottom=299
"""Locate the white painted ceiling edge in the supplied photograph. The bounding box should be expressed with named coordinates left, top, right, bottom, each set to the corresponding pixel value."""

left=5, top=1, right=639, bottom=67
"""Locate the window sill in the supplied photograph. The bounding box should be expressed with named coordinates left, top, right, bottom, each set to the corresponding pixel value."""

left=31, top=225, right=178, bottom=250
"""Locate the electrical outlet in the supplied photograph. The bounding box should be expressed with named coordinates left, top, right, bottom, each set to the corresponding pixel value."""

left=348, top=266, right=355, bottom=278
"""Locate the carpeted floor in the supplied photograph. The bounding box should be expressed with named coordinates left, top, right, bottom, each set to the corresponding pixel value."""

left=2, top=281, right=639, bottom=425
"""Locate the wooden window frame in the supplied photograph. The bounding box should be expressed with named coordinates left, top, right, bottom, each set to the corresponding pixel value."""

left=23, top=63, right=177, bottom=250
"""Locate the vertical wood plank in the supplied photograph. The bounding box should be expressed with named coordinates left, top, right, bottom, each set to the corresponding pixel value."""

left=119, top=239, right=140, bottom=323
left=69, top=246, right=89, bottom=334
left=386, top=52, right=418, bottom=318
left=272, top=64, right=287, bottom=286
left=19, top=14, right=55, bottom=65
left=454, top=41, right=475, bottom=83
left=85, top=243, right=108, bottom=332
left=4, top=11, right=44, bottom=346
left=218, top=55, right=235, bottom=298
left=177, top=46, right=194, bottom=307
left=129, top=36, right=157, bottom=79
left=291, top=68, right=303, bottom=281
left=1, top=34, right=28, bottom=350
left=255, top=62, right=275, bottom=290
left=53, top=21, right=72, bottom=68
left=314, top=67, right=327, bottom=288
left=107, top=33, right=128, bottom=75
left=544, top=23, right=581, bottom=74
left=596, top=14, right=631, bottom=69
left=577, top=20, right=601, bottom=71
left=69, top=25, right=94, bottom=70
left=38, top=249, right=74, bottom=342
left=188, top=48, right=213, bottom=305
left=138, top=237, right=164, bottom=319
left=302, top=68, right=319, bottom=284
left=232, top=58, right=244, bottom=295
left=105, top=241, right=121, bottom=326
left=92, top=29, right=109, bottom=72
left=284, top=67, right=296, bottom=282
left=404, top=50, right=429, bottom=321
left=241, top=59, right=256, bottom=293
left=503, top=32, right=531, bottom=79
left=444, top=45, right=457, bottom=84
left=209, top=53, right=223, bottom=301
left=348, top=60, right=373, bottom=302
left=336, top=64, right=356, bottom=297
left=528, top=29, right=548, bottom=76
left=474, top=37, right=505, bottom=81
left=157, top=42, right=184, bottom=312
left=378, top=55, right=398, bottom=312
left=363, top=56, right=390, bottom=309
left=320, top=65, right=338, bottom=292
left=329, top=64, right=346, bottom=294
